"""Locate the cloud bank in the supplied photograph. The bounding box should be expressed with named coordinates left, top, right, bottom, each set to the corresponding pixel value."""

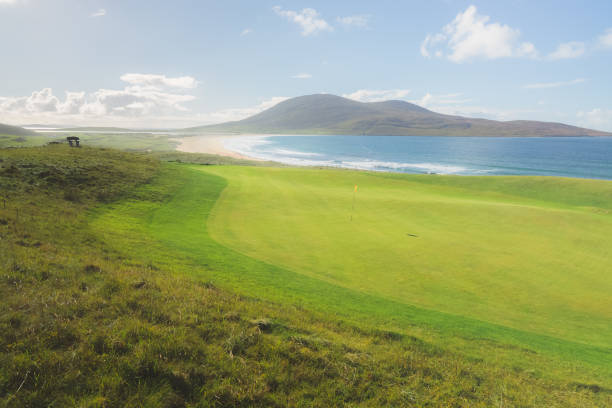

left=422, top=7, right=612, bottom=63
left=421, top=5, right=537, bottom=62
left=0, top=73, right=292, bottom=128
left=0, top=73, right=200, bottom=127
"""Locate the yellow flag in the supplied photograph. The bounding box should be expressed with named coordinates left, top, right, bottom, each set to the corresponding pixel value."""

left=354, top=185, right=358, bottom=192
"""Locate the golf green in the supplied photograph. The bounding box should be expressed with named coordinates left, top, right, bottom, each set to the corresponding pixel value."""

left=202, top=166, right=612, bottom=349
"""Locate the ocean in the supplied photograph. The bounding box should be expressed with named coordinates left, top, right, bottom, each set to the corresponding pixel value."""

left=223, top=135, right=612, bottom=180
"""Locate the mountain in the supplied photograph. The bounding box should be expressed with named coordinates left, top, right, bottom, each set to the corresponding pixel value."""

left=0, top=123, right=37, bottom=136
left=186, top=94, right=611, bottom=137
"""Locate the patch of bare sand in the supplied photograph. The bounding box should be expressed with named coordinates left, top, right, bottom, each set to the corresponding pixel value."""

left=172, top=135, right=261, bottom=160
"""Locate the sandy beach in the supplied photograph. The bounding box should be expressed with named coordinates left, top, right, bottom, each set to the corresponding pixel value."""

left=172, top=134, right=263, bottom=160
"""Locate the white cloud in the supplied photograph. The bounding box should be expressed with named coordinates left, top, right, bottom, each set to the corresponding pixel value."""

left=343, top=89, right=411, bottom=102
left=0, top=0, right=21, bottom=5
left=433, top=105, right=541, bottom=121
left=273, top=6, right=332, bottom=36
left=0, top=75, right=293, bottom=128
left=241, top=28, right=252, bottom=36
left=547, top=41, right=585, bottom=60
left=420, top=33, right=445, bottom=58
left=90, top=8, right=106, bottom=17
left=337, top=15, right=370, bottom=29
left=523, top=78, right=586, bottom=89
left=0, top=73, right=199, bottom=126
left=421, top=5, right=537, bottom=62
left=597, top=28, right=612, bottom=48
left=393, top=92, right=535, bottom=121
left=539, top=28, right=612, bottom=60
left=120, top=73, right=198, bottom=89
left=577, top=108, right=612, bottom=132
left=291, top=73, right=312, bottom=79
left=59, top=91, right=87, bottom=114
left=416, top=93, right=432, bottom=106
left=194, top=96, right=290, bottom=125
left=412, top=93, right=471, bottom=107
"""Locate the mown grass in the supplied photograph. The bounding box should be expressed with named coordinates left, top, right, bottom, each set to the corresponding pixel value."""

left=202, top=166, right=612, bottom=349
left=1, top=145, right=611, bottom=406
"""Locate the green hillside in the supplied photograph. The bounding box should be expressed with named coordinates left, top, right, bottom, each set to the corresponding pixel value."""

left=0, top=123, right=35, bottom=136
left=0, top=130, right=179, bottom=151
left=0, top=124, right=51, bottom=148
left=187, top=94, right=612, bottom=137
left=1, top=145, right=611, bottom=406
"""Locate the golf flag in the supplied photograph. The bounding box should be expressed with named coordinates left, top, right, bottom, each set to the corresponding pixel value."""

left=354, top=185, right=358, bottom=192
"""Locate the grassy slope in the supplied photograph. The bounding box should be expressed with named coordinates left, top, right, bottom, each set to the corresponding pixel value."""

left=1, top=146, right=611, bottom=406
left=0, top=124, right=44, bottom=148
left=72, top=133, right=179, bottom=151
left=0, top=132, right=178, bottom=151
left=0, top=124, right=35, bottom=136
left=0, top=134, right=52, bottom=148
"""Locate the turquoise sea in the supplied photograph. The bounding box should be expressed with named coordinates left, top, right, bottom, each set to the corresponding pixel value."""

left=224, top=135, right=612, bottom=180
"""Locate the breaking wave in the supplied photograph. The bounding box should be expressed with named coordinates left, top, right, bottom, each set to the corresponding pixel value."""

left=223, top=134, right=612, bottom=179
left=222, top=136, right=488, bottom=175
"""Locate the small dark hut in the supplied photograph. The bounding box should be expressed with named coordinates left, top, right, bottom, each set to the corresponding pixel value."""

left=66, top=136, right=80, bottom=147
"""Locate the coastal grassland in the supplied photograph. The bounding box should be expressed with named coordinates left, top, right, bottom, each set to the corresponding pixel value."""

left=0, top=134, right=55, bottom=148
left=152, top=150, right=284, bottom=167
left=72, top=132, right=180, bottom=151
left=0, top=132, right=178, bottom=151
left=1, top=146, right=611, bottom=406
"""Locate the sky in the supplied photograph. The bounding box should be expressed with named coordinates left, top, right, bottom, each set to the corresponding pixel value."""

left=1, top=0, right=611, bottom=130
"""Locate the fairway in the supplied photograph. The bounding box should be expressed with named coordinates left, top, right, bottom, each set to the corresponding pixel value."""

left=202, top=166, right=612, bottom=349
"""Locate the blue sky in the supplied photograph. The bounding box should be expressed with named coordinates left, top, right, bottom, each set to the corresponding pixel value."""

left=1, top=0, right=611, bottom=130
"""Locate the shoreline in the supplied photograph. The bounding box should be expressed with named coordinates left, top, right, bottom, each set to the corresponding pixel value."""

left=172, top=134, right=270, bottom=161
left=171, top=134, right=612, bottom=180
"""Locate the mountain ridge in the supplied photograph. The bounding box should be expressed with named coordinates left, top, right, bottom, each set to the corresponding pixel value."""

left=185, top=94, right=611, bottom=137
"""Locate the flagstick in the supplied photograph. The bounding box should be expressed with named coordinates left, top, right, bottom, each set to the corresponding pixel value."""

left=351, top=187, right=356, bottom=221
